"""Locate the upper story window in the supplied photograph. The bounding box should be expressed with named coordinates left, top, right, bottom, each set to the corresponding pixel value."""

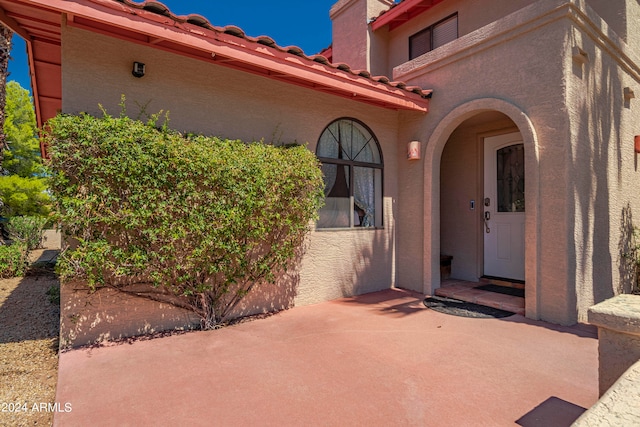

left=409, top=13, right=458, bottom=60
left=316, top=118, right=383, bottom=229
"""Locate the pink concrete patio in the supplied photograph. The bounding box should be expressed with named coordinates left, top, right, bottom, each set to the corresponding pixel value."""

left=54, top=289, right=598, bottom=426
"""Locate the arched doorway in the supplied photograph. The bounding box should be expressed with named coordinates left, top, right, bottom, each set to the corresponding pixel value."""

left=423, top=99, right=539, bottom=319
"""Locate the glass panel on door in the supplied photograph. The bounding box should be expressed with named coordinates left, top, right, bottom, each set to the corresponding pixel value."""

left=496, top=144, right=525, bottom=213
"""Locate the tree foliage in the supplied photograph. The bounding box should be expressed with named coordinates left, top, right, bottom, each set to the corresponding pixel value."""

left=44, top=110, right=324, bottom=329
left=3, top=81, right=43, bottom=176
left=0, top=174, right=49, bottom=217
left=0, top=81, right=49, bottom=218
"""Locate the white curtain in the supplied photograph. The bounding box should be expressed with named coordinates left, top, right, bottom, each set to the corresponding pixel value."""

left=354, top=167, right=375, bottom=227
left=321, top=163, right=336, bottom=196
left=316, top=119, right=380, bottom=228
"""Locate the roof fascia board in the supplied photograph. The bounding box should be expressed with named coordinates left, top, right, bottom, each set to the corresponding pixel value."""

left=26, top=0, right=428, bottom=112
left=0, top=6, right=31, bottom=39
left=371, top=0, right=441, bottom=31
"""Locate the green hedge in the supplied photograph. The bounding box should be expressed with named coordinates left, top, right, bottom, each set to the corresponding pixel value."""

left=7, top=216, right=48, bottom=251
left=44, top=111, right=324, bottom=328
left=0, top=244, right=28, bottom=278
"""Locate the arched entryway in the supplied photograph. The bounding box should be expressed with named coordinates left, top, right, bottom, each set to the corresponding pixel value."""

left=422, top=99, right=540, bottom=319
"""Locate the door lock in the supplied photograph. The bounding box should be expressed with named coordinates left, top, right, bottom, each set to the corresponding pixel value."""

left=484, top=211, right=490, bottom=233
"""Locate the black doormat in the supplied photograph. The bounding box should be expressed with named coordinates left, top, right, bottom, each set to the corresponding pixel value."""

left=476, top=284, right=525, bottom=298
left=423, top=296, right=515, bottom=319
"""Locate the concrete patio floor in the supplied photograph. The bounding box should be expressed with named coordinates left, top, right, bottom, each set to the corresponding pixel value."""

left=54, top=289, right=598, bottom=426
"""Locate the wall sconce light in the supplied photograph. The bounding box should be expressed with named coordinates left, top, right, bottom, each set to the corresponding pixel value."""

left=624, top=87, right=635, bottom=101
left=132, top=61, right=145, bottom=78
left=635, top=135, right=640, bottom=154
left=407, top=140, right=421, bottom=160
left=571, top=46, right=589, bottom=65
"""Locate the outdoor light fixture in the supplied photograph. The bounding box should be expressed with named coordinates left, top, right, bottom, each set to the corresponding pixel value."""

left=572, top=46, right=589, bottom=64
left=407, top=140, right=421, bottom=160
left=132, top=61, right=145, bottom=78
left=635, top=135, right=640, bottom=154
left=624, top=87, right=635, bottom=102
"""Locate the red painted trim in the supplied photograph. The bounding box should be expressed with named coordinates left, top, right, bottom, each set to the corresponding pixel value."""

left=371, top=0, right=446, bottom=31
left=64, top=0, right=430, bottom=111
left=0, top=6, right=29, bottom=39
left=1, top=0, right=431, bottom=133
left=319, top=45, right=332, bottom=62
left=66, top=18, right=428, bottom=112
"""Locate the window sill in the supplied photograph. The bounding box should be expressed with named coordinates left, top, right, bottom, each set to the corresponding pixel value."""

left=314, top=227, right=385, bottom=232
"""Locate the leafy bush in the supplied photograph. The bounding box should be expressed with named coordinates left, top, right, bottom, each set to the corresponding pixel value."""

left=0, top=81, right=51, bottom=218
left=0, top=175, right=50, bottom=217
left=0, top=243, right=28, bottom=278
left=45, top=110, right=324, bottom=329
left=6, top=216, right=48, bottom=251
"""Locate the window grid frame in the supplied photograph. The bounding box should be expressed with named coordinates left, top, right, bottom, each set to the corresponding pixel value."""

left=316, top=118, right=384, bottom=230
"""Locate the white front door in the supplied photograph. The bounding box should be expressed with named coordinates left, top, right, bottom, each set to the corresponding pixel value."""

left=483, top=133, right=525, bottom=281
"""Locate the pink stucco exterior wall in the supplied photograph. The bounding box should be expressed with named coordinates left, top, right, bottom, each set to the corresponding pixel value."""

left=332, top=0, right=640, bottom=325
left=59, top=23, right=418, bottom=344
left=57, top=0, right=640, bottom=336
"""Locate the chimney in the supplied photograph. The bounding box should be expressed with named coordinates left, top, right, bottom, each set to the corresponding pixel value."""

left=329, top=0, right=392, bottom=75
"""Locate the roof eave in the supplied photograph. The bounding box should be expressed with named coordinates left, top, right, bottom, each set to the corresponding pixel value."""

left=6, top=0, right=431, bottom=113
left=371, top=0, right=446, bottom=32
left=68, top=13, right=430, bottom=112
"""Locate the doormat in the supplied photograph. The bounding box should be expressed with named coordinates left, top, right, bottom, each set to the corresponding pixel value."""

left=475, top=284, right=525, bottom=298
left=423, top=296, right=515, bottom=319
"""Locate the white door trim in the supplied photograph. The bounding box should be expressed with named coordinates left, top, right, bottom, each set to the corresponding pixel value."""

left=483, top=132, right=525, bottom=281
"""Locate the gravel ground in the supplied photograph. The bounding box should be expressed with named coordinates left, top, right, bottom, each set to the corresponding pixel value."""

left=0, top=249, right=61, bottom=427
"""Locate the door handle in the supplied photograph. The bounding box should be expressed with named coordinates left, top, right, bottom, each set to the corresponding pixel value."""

left=484, top=211, right=490, bottom=233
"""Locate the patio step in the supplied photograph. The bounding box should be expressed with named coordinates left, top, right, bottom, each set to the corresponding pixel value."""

left=436, top=279, right=525, bottom=316
left=479, top=276, right=525, bottom=290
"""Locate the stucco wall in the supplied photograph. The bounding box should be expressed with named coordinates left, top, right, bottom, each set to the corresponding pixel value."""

left=384, top=0, right=535, bottom=74
left=369, top=0, right=633, bottom=77
left=330, top=0, right=392, bottom=75
left=391, top=0, right=640, bottom=324
left=565, top=2, right=640, bottom=321
left=61, top=25, right=403, bottom=314
left=394, top=1, right=575, bottom=324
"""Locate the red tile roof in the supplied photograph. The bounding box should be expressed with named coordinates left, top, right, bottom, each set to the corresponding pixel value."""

left=371, top=0, right=447, bottom=31
left=0, top=0, right=432, bottom=136
left=112, top=0, right=432, bottom=97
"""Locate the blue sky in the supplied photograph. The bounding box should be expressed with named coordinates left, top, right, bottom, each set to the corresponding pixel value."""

left=8, top=1, right=342, bottom=91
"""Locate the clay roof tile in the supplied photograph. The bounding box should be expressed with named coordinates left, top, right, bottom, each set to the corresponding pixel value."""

left=115, top=0, right=430, bottom=100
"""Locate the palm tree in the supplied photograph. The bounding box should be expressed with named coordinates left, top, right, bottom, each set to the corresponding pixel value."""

left=0, top=23, right=12, bottom=219
left=0, top=23, right=13, bottom=158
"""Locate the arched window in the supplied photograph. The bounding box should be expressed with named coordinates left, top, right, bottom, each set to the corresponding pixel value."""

left=316, top=118, right=383, bottom=228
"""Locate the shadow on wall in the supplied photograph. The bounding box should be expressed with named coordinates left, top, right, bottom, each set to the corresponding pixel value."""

left=226, top=260, right=301, bottom=320
left=571, top=19, right=627, bottom=311
left=337, top=224, right=395, bottom=299
left=60, top=248, right=305, bottom=348
left=60, top=280, right=201, bottom=349
left=619, top=204, right=640, bottom=293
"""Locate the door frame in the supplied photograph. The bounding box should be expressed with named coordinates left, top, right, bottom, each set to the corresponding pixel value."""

left=482, top=132, right=525, bottom=281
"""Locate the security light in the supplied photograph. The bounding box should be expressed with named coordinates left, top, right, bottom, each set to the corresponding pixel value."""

left=132, top=61, right=145, bottom=78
